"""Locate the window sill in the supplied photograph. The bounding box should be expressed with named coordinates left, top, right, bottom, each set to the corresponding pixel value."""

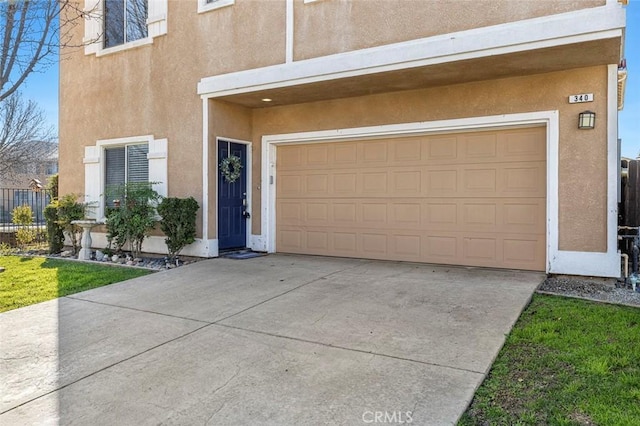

left=198, top=0, right=234, bottom=14
left=95, top=37, right=154, bottom=57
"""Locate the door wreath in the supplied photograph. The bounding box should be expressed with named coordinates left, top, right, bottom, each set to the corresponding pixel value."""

left=220, top=155, right=243, bottom=183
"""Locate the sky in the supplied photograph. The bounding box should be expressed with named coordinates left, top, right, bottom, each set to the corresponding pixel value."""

left=19, top=56, right=58, bottom=137
left=13, top=0, right=640, bottom=154
left=620, top=0, right=640, bottom=158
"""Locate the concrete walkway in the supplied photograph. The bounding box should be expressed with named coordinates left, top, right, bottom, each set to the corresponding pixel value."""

left=0, top=255, right=543, bottom=425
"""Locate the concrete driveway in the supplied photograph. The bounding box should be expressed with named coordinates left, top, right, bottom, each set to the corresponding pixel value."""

left=1, top=254, right=543, bottom=425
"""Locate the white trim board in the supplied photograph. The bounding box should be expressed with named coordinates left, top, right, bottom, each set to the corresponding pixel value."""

left=198, top=5, right=625, bottom=97
left=546, top=64, right=620, bottom=278
left=260, top=111, right=620, bottom=278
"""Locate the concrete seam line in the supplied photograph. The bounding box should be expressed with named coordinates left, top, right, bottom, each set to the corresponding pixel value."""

left=214, top=322, right=486, bottom=376
left=0, top=322, right=214, bottom=416
left=64, top=296, right=213, bottom=324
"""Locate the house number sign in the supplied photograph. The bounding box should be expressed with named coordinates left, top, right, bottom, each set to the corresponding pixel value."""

left=568, top=93, right=594, bottom=103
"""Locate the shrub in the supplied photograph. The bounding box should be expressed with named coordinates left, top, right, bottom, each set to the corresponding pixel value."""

left=158, top=197, right=199, bottom=262
left=44, top=204, right=64, bottom=254
left=55, top=194, right=88, bottom=255
left=47, top=174, right=59, bottom=198
left=15, top=228, right=36, bottom=249
left=43, top=175, right=65, bottom=254
left=11, top=204, right=33, bottom=226
left=105, top=182, right=160, bottom=258
left=12, top=205, right=34, bottom=250
left=0, top=242, right=16, bottom=255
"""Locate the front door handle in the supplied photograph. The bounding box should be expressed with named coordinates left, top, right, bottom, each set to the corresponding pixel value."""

left=242, top=210, right=251, bottom=218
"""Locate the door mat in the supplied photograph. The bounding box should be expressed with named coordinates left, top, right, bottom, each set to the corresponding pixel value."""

left=222, top=251, right=266, bottom=260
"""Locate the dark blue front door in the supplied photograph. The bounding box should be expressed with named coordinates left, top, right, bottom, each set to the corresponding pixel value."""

left=218, top=141, right=247, bottom=250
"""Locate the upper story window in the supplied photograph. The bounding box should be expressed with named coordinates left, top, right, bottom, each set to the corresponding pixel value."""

left=198, top=0, right=234, bottom=14
left=104, top=0, right=149, bottom=48
left=84, top=0, right=167, bottom=56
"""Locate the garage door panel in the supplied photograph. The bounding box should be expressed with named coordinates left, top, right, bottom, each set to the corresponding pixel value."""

left=361, top=203, right=387, bottom=225
left=463, top=133, right=499, bottom=159
left=463, top=203, right=498, bottom=230
left=426, top=169, right=458, bottom=194
left=502, top=163, right=546, bottom=196
left=464, top=236, right=499, bottom=263
left=500, top=128, right=546, bottom=160
left=393, top=137, right=422, bottom=161
left=361, top=141, right=389, bottom=163
left=332, top=173, right=357, bottom=194
left=425, top=202, right=458, bottom=229
left=463, top=168, right=497, bottom=194
left=392, top=170, right=422, bottom=194
left=278, top=174, right=304, bottom=197
left=425, top=235, right=458, bottom=260
left=307, top=145, right=330, bottom=165
left=334, top=143, right=358, bottom=165
left=426, top=135, right=458, bottom=161
left=503, top=201, right=546, bottom=233
left=391, top=203, right=421, bottom=227
left=276, top=127, right=546, bottom=271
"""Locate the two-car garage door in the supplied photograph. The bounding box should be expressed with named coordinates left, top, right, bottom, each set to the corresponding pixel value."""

left=275, top=127, right=546, bottom=271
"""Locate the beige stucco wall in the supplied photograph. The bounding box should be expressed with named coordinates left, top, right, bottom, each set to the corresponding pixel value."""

left=60, top=1, right=612, bottom=254
left=294, top=0, right=606, bottom=60
left=59, top=0, right=286, bottom=238
left=250, top=66, right=609, bottom=253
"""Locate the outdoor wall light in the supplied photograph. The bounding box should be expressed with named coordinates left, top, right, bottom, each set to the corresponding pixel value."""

left=578, top=111, right=596, bottom=129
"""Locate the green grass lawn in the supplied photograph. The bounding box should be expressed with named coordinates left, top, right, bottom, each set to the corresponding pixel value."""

left=0, top=255, right=152, bottom=313
left=460, top=294, right=640, bottom=425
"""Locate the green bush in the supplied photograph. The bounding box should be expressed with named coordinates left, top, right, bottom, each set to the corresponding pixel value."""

left=55, top=194, right=88, bottom=255
left=158, top=197, right=199, bottom=261
left=43, top=175, right=65, bottom=254
left=47, top=174, right=59, bottom=198
left=15, top=228, right=36, bottom=249
left=44, top=204, right=64, bottom=254
left=105, top=182, right=160, bottom=258
left=11, top=204, right=33, bottom=226
left=12, top=205, right=34, bottom=249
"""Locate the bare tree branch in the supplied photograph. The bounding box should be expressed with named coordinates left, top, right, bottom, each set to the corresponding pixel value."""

left=0, top=91, right=55, bottom=184
left=0, top=0, right=99, bottom=102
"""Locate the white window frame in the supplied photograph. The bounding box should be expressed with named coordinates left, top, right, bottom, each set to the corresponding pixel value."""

left=83, top=0, right=168, bottom=57
left=198, top=0, right=234, bottom=14
left=84, top=135, right=168, bottom=220
left=103, top=143, right=150, bottom=208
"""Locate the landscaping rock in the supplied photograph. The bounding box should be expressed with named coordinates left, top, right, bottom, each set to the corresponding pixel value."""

left=539, top=276, right=640, bottom=307
left=95, top=250, right=105, bottom=261
left=111, top=255, right=119, bottom=262
left=61, top=250, right=73, bottom=258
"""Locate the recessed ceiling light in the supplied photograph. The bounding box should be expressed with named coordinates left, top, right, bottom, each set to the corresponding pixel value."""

left=261, top=98, right=272, bottom=102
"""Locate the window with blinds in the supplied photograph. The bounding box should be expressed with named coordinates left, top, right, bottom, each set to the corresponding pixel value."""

left=105, top=144, right=149, bottom=208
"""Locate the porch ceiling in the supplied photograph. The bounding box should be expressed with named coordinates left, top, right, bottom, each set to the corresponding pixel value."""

left=216, top=38, right=621, bottom=109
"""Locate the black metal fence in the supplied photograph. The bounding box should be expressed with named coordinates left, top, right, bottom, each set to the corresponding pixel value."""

left=0, top=188, right=51, bottom=246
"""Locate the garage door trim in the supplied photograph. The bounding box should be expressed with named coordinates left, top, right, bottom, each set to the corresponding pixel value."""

left=261, top=111, right=558, bottom=271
